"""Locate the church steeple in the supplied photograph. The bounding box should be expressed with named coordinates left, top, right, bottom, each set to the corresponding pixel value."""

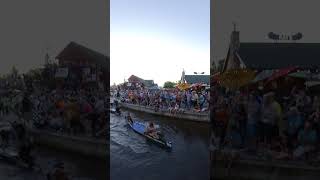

left=180, top=69, right=186, bottom=83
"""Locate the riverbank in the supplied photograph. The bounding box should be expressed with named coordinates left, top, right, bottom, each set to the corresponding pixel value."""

left=120, top=102, right=209, bottom=123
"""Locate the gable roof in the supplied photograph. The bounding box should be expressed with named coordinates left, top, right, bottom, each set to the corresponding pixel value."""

left=128, top=75, right=144, bottom=83
left=238, top=43, right=320, bottom=70
left=56, top=42, right=109, bottom=68
left=185, top=75, right=210, bottom=84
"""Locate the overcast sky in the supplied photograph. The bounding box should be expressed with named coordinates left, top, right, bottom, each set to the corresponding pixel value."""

left=110, top=0, right=210, bottom=86
left=0, top=0, right=108, bottom=75
left=212, top=0, right=320, bottom=63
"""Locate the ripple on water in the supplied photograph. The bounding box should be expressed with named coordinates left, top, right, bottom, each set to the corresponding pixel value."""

left=110, top=110, right=210, bottom=180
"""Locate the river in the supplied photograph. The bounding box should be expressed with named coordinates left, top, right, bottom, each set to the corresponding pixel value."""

left=0, top=112, right=107, bottom=180
left=110, top=109, right=210, bottom=180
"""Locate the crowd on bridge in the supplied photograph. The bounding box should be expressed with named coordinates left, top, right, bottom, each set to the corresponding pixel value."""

left=211, top=85, right=320, bottom=161
left=117, top=87, right=210, bottom=114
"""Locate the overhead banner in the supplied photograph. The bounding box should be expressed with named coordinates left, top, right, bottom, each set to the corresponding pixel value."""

left=55, top=68, right=68, bottom=78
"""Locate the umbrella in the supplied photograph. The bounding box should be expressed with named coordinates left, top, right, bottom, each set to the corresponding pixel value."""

left=288, top=71, right=312, bottom=79
left=176, top=83, right=190, bottom=90
left=218, top=69, right=256, bottom=90
left=251, top=70, right=274, bottom=83
left=211, top=72, right=220, bottom=82
left=305, top=81, right=320, bottom=87
left=267, top=66, right=298, bottom=83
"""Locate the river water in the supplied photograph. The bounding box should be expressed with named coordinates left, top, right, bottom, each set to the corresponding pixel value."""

left=0, top=112, right=107, bottom=180
left=110, top=109, right=210, bottom=180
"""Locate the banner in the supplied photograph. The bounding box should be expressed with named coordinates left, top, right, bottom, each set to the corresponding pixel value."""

left=55, top=68, right=68, bottom=78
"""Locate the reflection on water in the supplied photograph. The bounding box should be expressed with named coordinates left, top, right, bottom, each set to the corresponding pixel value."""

left=110, top=109, right=210, bottom=180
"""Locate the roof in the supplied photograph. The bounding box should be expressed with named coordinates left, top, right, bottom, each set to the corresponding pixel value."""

left=128, top=75, right=144, bottom=83
left=56, top=42, right=109, bottom=68
left=185, top=75, right=210, bottom=84
left=238, top=43, right=320, bottom=70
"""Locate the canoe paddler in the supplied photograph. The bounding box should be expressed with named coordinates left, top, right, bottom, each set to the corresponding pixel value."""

left=145, top=122, right=159, bottom=139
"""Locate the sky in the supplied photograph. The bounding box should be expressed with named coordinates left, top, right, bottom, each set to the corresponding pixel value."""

left=110, top=0, right=210, bottom=86
left=212, top=0, right=320, bottom=64
left=0, top=0, right=108, bottom=75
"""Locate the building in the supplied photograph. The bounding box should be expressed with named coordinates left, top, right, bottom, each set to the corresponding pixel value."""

left=180, top=70, right=210, bottom=85
left=222, top=29, right=320, bottom=72
left=55, top=42, right=109, bottom=90
left=185, top=75, right=210, bottom=85
left=127, top=75, right=157, bottom=88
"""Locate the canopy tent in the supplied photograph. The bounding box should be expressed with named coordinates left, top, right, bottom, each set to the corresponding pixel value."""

left=267, top=66, right=298, bottom=83
left=217, top=69, right=256, bottom=90
left=251, top=70, right=274, bottom=83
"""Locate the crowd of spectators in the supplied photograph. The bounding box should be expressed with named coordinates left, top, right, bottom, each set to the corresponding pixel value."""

left=118, top=87, right=210, bottom=114
left=29, top=87, right=108, bottom=137
left=211, top=85, right=320, bottom=161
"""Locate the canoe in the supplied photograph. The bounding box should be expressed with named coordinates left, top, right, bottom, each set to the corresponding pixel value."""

left=127, top=119, right=172, bottom=149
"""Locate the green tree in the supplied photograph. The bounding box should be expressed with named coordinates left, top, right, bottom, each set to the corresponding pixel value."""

left=163, top=81, right=176, bottom=88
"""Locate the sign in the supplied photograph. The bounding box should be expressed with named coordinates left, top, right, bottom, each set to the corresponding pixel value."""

left=82, top=67, right=91, bottom=82
left=55, top=68, right=68, bottom=78
left=268, top=32, right=303, bottom=41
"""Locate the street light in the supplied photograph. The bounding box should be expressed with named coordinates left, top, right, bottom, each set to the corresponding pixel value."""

left=194, top=72, right=205, bottom=75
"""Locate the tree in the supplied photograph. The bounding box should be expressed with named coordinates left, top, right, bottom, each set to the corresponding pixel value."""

left=163, top=81, right=176, bottom=89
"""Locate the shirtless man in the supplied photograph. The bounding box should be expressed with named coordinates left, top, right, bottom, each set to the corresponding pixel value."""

left=145, top=122, right=159, bottom=139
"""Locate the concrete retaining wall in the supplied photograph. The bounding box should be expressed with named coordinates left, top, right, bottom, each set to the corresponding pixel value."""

left=29, top=129, right=107, bottom=158
left=120, top=103, right=209, bottom=123
left=211, top=151, right=320, bottom=180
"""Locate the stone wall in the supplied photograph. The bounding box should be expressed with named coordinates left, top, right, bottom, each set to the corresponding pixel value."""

left=30, top=129, right=108, bottom=158
left=120, top=103, right=209, bottom=123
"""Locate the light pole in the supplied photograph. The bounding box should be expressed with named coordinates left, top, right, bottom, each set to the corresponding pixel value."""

left=194, top=72, right=205, bottom=75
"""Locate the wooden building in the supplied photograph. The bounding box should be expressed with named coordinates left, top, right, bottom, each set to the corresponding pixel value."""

left=55, top=42, right=109, bottom=90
